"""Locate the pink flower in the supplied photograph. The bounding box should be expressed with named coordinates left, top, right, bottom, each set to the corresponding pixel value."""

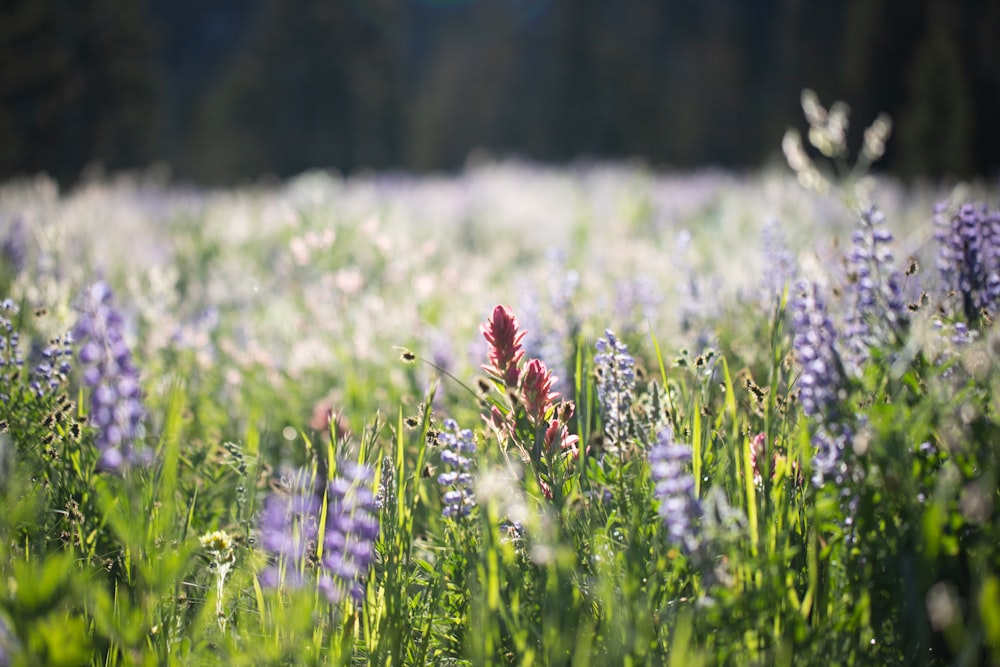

left=481, top=305, right=527, bottom=388
left=309, top=398, right=351, bottom=440
left=521, top=358, right=559, bottom=425
left=749, top=432, right=767, bottom=486
left=488, top=405, right=508, bottom=430
left=748, top=432, right=803, bottom=487
left=310, top=398, right=335, bottom=431
left=544, top=410, right=580, bottom=459
left=484, top=404, right=513, bottom=442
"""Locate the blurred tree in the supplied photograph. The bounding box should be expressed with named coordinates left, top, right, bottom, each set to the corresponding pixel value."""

left=3, top=0, right=999, bottom=183
left=548, top=0, right=603, bottom=160
left=897, top=22, right=974, bottom=178
left=0, top=0, right=159, bottom=183
left=403, top=1, right=562, bottom=169
left=188, top=0, right=405, bottom=181
left=405, top=5, right=517, bottom=169
left=147, top=0, right=261, bottom=169
left=967, top=0, right=1000, bottom=174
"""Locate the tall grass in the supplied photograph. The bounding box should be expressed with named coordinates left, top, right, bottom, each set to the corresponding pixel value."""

left=1, top=97, right=999, bottom=665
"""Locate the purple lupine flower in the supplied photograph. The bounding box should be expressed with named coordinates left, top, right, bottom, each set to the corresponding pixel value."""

left=29, top=333, right=73, bottom=398
left=374, top=455, right=394, bottom=511
left=0, top=611, right=15, bottom=667
left=72, top=282, right=146, bottom=470
left=258, top=464, right=379, bottom=605
left=540, top=248, right=579, bottom=332
left=760, top=219, right=796, bottom=305
left=426, top=329, right=454, bottom=377
left=258, top=470, right=321, bottom=591
left=0, top=301, right=24, bottom=403
left=0, top=299, right=72, bottom=400
left=809, top=425, right=854, bottom=487
left=649, top=427, right=701, bottom=554
left=949, top=321, right=976, bottom=346
left=519, top=249, right=579, bottom=399
left=594, top=330, right=636, bottom=452
left=792, top=282, right=845, bottom=419
left=1, top=217, right=28, bottom=276
left=437, top=418, right=476, bottom=518
left=319, top=461, right=379, bottom=604
left=614, top=276, right=663, bottom=334
left=842, top=207, right=908, bottom=372
left=934, top=202, right=1000, bottom=323
left=791, top=281, right=853, bottom=485
left=520, top=295, right=572, bottom=400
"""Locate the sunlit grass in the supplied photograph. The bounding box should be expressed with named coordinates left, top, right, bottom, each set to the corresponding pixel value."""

left=0, top=155, right=999, bottom=665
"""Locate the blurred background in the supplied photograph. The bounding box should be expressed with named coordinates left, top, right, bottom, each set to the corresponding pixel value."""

left=1, top=0, right=997, bottom=186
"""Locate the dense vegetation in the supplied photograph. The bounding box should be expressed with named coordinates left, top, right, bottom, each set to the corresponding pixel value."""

left=0, top=99, right=999, bottom=665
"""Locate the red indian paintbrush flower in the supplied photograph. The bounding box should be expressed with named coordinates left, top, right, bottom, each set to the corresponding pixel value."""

left=481, top=304, right=527, bottom=388
left=521, top=358, right=559, bottom=425
left=748, top=431, right=803, bottom=487
left=544, top=408, right=580, bottom=459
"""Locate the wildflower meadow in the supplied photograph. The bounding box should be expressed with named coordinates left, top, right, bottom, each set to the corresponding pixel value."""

left=1, top=95, right=1000, bottom=665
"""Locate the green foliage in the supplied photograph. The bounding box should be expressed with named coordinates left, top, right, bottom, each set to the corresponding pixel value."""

left=1, top=159, right=1000, bottom=666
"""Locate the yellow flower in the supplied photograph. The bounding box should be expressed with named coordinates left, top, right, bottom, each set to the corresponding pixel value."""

left=199, top=530, right=233, bottom=553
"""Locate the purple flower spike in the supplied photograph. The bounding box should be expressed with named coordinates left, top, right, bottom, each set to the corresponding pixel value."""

left=0, top=301, right=24, bottom=404
left=594, top=330, right=636, bottom=452
left=1, top=216, right=28, bottom=275
left=436, top=419, right=476, bottom=519
left=843, top=207, right=908, bottom=372
left=649, top=427, right=701, bottom=554
left=934, top=202, right=1000, bottom=323
left=760, top=219, right=796, bottom=304
left=258, top=463, right=379, bottom=606
left=321, top=461, right=379, bottom=604
left=791, top=281, right=853, bottom=485
left=72, top=281, right=147, bottom=470
left=791, top=282, right=845, bottom=420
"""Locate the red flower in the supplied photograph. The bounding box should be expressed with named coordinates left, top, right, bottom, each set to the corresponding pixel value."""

left=481, top=305, right=526, bottom=388
left=310, top=398, right=335, bottom=431
left=521, top=358, right=559, bottom=425
left=748, top=431, right=802, bottom=487
left=749, top=432, right=767, bottom=484
left=484, top=404, right=513, bottom=441
left=310, top=398, right=351, bottom=440
left=544, top=415, right=580, bottom=459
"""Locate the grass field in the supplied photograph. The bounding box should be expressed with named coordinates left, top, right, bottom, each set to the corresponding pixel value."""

left=1, top=131, right=1000, bottom=665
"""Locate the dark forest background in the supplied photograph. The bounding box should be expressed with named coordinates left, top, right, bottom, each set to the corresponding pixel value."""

left=1, top=0, right=998, bottom=185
